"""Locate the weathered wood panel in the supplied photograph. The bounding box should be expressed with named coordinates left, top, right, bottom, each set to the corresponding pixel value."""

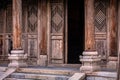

left=49, top=0, right=64, bottom=64
left=109, top=0, right=117, bottom=56
left=94, top=0, right=108, bottom=59
left=22, top=0, right=38, bottom=65
left=39, top=0, right=47, bottom=55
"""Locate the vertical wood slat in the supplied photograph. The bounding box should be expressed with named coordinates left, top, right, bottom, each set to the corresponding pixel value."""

left=85, top=0, right=95, bottom=50
left=109, top=0, right=117, bottom=56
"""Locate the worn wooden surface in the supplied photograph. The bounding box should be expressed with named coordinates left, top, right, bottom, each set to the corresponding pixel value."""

left=109, top=0, right=117, bottom=56
left=49, top=0, right=65, bottom=64
left=85, top=0, right=95, bottom=50
left=39, top=0, right=47, bottom=55
left=12, top=0, right=22, bottom=49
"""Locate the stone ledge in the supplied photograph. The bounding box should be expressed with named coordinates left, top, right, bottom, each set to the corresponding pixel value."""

left=87, top=71, right=117, bottom=78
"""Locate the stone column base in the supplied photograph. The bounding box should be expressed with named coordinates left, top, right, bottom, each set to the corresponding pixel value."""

left=8, top=50, right=27, bottom=68
left=80, top=51, right=101, bottom=73
left=107, top=57, right=117, bottom=70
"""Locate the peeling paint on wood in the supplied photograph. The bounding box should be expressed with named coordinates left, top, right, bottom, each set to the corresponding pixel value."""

left=12, top=0, right=22, bottom=49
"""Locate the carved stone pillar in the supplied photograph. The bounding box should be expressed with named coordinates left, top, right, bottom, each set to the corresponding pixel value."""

left=107, top=0, right=117, bottom=70
left=8, top=0, right=27, bottom=68
left=80, top=0, right=100, bottom=73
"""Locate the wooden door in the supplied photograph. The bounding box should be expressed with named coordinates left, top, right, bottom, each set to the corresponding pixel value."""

left=48, top=0, right=65, bottom=64
left=94, top=0, right=117, bottom=60
left=22, top=0, right=39, bottom=65
left=94, top=0, right=108, bottom=59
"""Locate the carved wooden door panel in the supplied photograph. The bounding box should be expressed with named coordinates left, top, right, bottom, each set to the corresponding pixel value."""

left=48, top=0, right=65, bottom=64
left=94, top=0, right=108, bottom=59
left=22, top=0, right=38, bottom=65
left=0, top=0, right=39, bottom=65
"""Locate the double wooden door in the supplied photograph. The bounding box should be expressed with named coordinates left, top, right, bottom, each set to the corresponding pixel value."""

left=0, top=0, right=39, bottom=65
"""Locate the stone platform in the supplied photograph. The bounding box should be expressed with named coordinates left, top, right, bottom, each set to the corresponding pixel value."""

left=0, top=66, right=80, bottom=80
left=0, top=66, right=117, bottom=80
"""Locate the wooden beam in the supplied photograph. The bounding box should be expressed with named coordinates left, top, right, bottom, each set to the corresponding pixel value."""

left=85, top=0, right=95, bottom=50
left=12, top=0, right=22, bottom=49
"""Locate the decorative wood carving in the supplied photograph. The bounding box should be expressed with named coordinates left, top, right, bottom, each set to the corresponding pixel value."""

left=49, top=0, right=64, bottom=64
left=94, top=0, right=107, bottom=33
left=94, top=0, right=109, bottom=59
left=28, top=0, right=38, bottom=33
left=51, top=3, right=64, bottom=33
left=22, top=0, right=38, bottom=65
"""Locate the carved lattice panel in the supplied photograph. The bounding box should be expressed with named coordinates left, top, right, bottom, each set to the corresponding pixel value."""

left=94, top=0, right=107, bottom=33
left=49, top=0, right=64, bottom=64
left=51, top=3, right=64, bottom=33
left=28, top=0, right=38, bottom=33
left=94, top=0, right=109, bottom=59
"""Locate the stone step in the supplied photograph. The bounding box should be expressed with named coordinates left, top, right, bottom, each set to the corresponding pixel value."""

left=0, top=66, right=79, bottom=76
left=0, top=66, right=79, bottom=80
left=17, top=67, right=79, bottom=76
left=7, top=72, right=70, bottom=80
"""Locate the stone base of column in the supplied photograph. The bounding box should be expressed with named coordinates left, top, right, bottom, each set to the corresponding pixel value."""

left=80, top=51, right=101, bottom=73
left=8, top=49, right=27, bottom=68
left=107, top=57, right=117, bottom=70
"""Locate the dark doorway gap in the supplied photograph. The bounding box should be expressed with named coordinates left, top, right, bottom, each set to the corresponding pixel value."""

left=68, top=0, right=84, bottom=64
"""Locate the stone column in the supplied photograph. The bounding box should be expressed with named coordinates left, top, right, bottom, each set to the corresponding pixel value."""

left=107, top=0, right=117, bottom=70
left=8, top=0, right=27, bottom=68
left=80, top=0, right=100, bottom=73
